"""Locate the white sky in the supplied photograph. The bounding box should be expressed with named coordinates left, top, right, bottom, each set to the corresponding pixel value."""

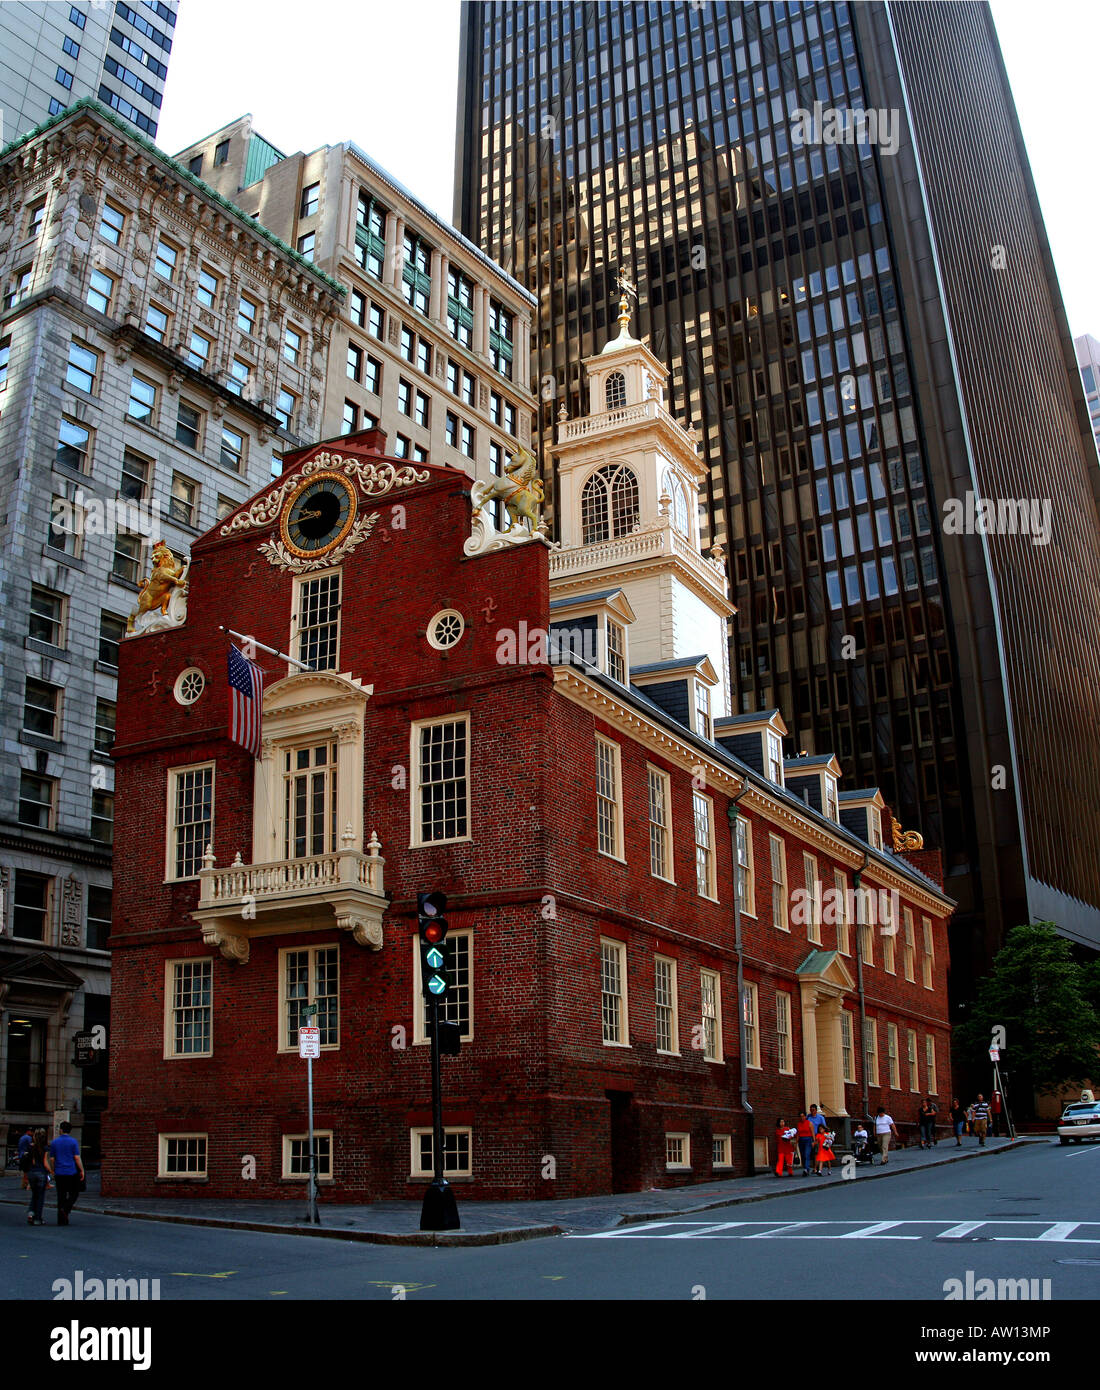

left=155, top=0, right=1099, bottom=337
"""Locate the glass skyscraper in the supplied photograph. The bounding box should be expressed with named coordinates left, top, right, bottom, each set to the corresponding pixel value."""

left=455, top=1, right=1100, bottom=996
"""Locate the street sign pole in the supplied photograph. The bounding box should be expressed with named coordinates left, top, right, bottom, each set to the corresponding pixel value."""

left=302, top=1004, right=320, bottom=1226
left=417, top=890, right=460, bottom=1232
left=430, top=996, right=445, bottom=1188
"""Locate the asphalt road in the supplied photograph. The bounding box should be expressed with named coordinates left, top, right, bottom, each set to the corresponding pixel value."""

left=3, top=1141, right=1097, bottom=1303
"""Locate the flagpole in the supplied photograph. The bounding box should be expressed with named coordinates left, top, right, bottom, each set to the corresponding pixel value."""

left=219, top=625, right=312, bottom=672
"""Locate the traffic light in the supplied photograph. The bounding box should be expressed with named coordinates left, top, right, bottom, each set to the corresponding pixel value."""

left=417, top=891, right=449, bottom=1001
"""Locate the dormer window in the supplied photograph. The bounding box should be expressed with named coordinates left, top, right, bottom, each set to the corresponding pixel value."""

left=606, top=370, right=626, bottom=410
left=824, top=775, right=839, bottom=822
left=694, top=681, right=711, bottom=740
left=606, top=620, right=626, bottom=683
left=766, top=730, right=784, bottom=784
left=581, top=463, right=639, bottom=543
left=870, top=813, right=883, bottom=850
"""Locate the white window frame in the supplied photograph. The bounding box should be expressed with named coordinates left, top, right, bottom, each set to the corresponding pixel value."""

left=291, top=569, right=341, bottom=673
left=282, top=1131, right=333, bottom=1181
left=834, top=868, right=850, bottom=955
left=605, top=617, right=626, bottom=683
left=736, top=815, right=755, bottom=916
left=776, top=989, right=793, bottom=1073
left=882, top=908, right=895, bottom=973
left=921, top=915, right=934, bottom=989
left=693, top=791, right=716, bottom=900
left=410, top=1126, right=472, bottom=1178
left=742, top=979, right=759, bottom=1068
left=925, top=1034, right=938, bottom=1094
left=654, top=954, right=678, bottom=1055
left=412, top=927, right=473, bottom=1044
left=701, top=967, right=723, bottom=1062
left=769, top=834, right=788, bottom=931
left=694, top=679, right=712, bottom=739
left=600, top=936, right=628, bottom=1047
left=163, top=958, right=213, bottom=1059
left=907, top=1028, right=919, bottom=1092
left=410, top=713, right=472, bottom=847
left=595, top=734, right=624, bottom=861
left=766, top=729, right=784, bottom=784
left=712, top=1134, right=732, bottom=1168
left=803, top=852, right=821, bottom=944
left=157, top=1133, right=207, bottom=1179
left=665, top=1133, right=691, bottom=1170
left=647, top=765, right=673, bottom=882
left=823, top=773, right=839, bottom=821
left=165, top=762, right=214, bottom=882
left=887, top=1022, right=900, bottom=1089
left=864, top=1017, right=879, bottom=1087
left=903, top=909, right=916, bottom=982
left=841, top=1009, right=855, bottom=1083
left=278, top=943, right=340, bottom=1054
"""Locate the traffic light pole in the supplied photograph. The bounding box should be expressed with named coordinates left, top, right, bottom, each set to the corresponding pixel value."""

left=420, top=996, right=460, bottom=1230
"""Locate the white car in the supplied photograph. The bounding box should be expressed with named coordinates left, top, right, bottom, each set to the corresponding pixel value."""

left=1057, top=1102, right=1100, bottom=1143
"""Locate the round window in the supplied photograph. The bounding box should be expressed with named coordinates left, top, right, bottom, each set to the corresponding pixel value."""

left=427, top=609, right=465, bottom=651
left=174, top=667, right=206, bottom=705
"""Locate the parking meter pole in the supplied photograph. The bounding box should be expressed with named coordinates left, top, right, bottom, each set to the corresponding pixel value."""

left=307, top=1052, right=319, bottom=1225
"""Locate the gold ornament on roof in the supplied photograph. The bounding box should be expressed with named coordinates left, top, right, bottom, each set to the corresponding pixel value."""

left=891, top=817, right=924, bottom=852
left=127, top=541, right=190, bottom=635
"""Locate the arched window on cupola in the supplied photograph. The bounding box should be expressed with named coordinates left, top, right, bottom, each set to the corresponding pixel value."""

left=663, top=469, right=689, bottom=536
left=605, top=370, right=626, bottom=411
left=581, top=463, right=640, bottom=544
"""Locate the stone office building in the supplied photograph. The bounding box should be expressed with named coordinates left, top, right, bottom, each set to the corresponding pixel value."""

left=0, top=97, right=342, bottom=1165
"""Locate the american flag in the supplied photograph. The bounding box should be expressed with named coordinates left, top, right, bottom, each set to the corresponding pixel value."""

left=227, top=644, right=264, bottom=759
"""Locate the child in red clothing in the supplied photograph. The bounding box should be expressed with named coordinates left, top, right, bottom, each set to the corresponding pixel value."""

left=813, top=1128, right=836, bottom=1176
left=774, top=1119, right=796, bottom=1176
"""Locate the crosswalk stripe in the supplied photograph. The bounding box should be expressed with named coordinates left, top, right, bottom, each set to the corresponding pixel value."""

left=743, top=1222, right=815, bottom=1238
left=833, top=1221, right=917, bottom=1239
left=936, top=1222, right=987, bottom=1239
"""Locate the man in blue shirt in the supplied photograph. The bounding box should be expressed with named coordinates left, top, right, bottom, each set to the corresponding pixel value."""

left=47, top=1121, right=84, bottom=1226
left=16, top=1126, right=33, bottom=1191
left=808, top=1105, right=827, bottom=1136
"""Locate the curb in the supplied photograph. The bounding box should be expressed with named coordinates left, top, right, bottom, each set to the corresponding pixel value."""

left=1, top=1140, right=1035, bottom=1245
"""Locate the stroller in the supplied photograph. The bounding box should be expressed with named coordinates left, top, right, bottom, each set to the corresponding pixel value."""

left=852, top=1127, right=875, bottom=1166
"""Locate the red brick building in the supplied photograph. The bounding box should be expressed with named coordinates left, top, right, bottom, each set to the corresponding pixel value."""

left=103, top=313, right=953, bottom=1201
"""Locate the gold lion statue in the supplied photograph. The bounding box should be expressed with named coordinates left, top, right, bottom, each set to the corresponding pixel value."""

left=127, top=541, right=190, bottom=633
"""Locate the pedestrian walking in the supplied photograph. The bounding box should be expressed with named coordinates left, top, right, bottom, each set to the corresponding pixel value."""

left=795, top=1111, right=815, bottom=1175
left=774, top=1119, right=796, bottom=1177
left=873, top=1106, right=899, bottom=1164
left=808, top=1104, right=827, bottom=1138
left=813, top=1128, right=836, bottom=1176
left=949, top=1097, right=966, bottom=1146
left=970, top=1094, right=990, bottom=1146
left=24, top=1128, right=49, bottom=1225
left=917, top=1098, right=938, bottom=1148
left=16, top=1125, right=33, bottom=1192
left=47, top=1120, right=84, bottom=1225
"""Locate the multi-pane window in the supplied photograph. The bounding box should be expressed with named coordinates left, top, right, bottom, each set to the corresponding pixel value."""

left=445, top=411, right=458, bottom=447
left=214, top=138, right=229, bottom=164
left=295, top=572, right=341, bottom=671
left=864, top=1018, right=879, bottom=1086
left=127, top=373, right=157, bottom=423
left=112, top=528, right=143, bottom=584
left=887, top=1023, right=900, bottom=1089
left=276, top=388, right=295, bottom=431
left=19, top=772, right=56, bottom=829
left=365, top=355, right=381, bottom=394
left=283, top=945, right=339, bottom=1049
left=414, top=716, right=470, bottom=843
left=153, top=238, right=178, bottom=282
left=350, top=289, right=366, bottom=326
left=693, top=792, right=715, bottom=898
left=694, top=680, right=711, bottom=739
left=56, top=64, right=75, bottom=89
left=283, top=326, right=302, bottom=365
left=87, top=885, right=111, bottom=951
left=66, top=341, right=99, bottom=393
left=169, top=764, right=213, bottom=880
left=300, top=182, right=320, bottom=218
left=98, top=611, right=126, bottom=666
left=220, top=425, right=245, bottom=472
left=488, top=299, right=513, bottom=378
left=176, top=400, right=201, bottom=449
left=121, top=450, right=149, bottom=499
left=701, top=968, right=722, bottom=1061
left=776, top=990, right=793, bottom=1072
left=882, top=912, right=896, bottom=973
left=417, top=338, right=432, bottom=375
left=23, top=678, right=61, bottom=739
left=401, top=231, right=432, bottom=314
left=712, top=1134, right=732, bottom=1167
left=87, top=268, right=114, bottom=314
left=69, top=5, right=87, bottom=29
left=766, top=730, right=784, bottom=783
left=606, top=619, right=625, bottom=683
left=769, top=835, right=788, bottom=930
left=283, top=1132, right=333, bottom=1180
left=187, top=331, right=210, bottom=370
left=297, top=232, right=315, bottom=260
left=196, top=267, right=218, bottom=307
left=921, top=916, right=935, bottom=989
left=4, top=264, right=32, bottom=310
left=412, top=1128, right=471, bottom=1178
left=168, top=959, right=212, bottom=1056
left=13, top=871, right=49, bottom=940
left=447, top=269, right=474, bottom=346
left=48, top=494, right=81, bottom=557
left=606, top=370, right=626, bottom=409
left=460, top=422, right=474, bottom=457
left=283, top=742, right=338, bottom=859
left=99, top=201, right=125, bottom=244
left=27, top=198, right=47, bottom=238
left=227, top=358, right=250, bottom=396
left=654, top=955, right=677, bottom=1053
left=413, top=389, right=430, bottom=428
left=56, top=417, right=90, bottom=471
left=647, top=766, right=671, bottom=880
left=237, top=295, right=258, bottom=335
left=368, top=303, right=384, bottom=339
left=925, top=1034, right=937, bottom=1093
left=160, top=1135, right=207, bottom=1177
left=803, top=853, right=821, bottom=943
left=216, top=495, right=235, bottom=522
left=169, top=473, right=198, bottom=526
left=666, top=1134, right=690, bottom=1168
left=144, top=303, right=168, bottom=341
left=903, top=909, right=916, bottom=982
left=342, top=400, right=358, bottom=434
left=460, top=370, right=476, bottom=405
left=417, top=930, right=472, bottom=1041
left=355, top=193, right=386, bottom=279
left=841, top=1011, right=855, bottom=1083
left=397, top=378, right=411, bottom=415
left=741, top=980, right=758, bottom=1067
left=347, top=342, right=363, bottom=383
left=600, top=938, right=626, bottom=1045
left=90, top=791, right=113, bottom=843
left=824, top=776, right=839, bottom=821
left=736, top=816, right=755, bottom=915
left=94, top=698, right=116, bottom=755
left=581, top=463, right=640, bottom=543
left=595, top=735, right=621, bottom=858
left=907, top=1028, right=919, bottom=1091
left=834, top=869, right=850, bottom=954
left=29, top=586, right=65, bottom=647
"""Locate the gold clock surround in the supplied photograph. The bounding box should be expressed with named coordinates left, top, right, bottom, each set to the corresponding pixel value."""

left=279, top=471, right=358, bottom=560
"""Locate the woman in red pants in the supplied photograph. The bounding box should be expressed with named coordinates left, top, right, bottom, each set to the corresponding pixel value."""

left=774, top=1119, right=796, bottom=1176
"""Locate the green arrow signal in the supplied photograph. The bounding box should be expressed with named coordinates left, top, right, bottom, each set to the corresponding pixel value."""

left=426, top=946, right=444, bottom=970
left=428, top=975, right=447, bottom=995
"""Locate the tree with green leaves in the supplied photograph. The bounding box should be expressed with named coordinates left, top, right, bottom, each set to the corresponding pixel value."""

left=955, top=923, right=1100, bottom=1100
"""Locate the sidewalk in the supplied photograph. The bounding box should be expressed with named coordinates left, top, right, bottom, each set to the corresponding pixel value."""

left=1, top=1136, right=1037, bottom=1246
